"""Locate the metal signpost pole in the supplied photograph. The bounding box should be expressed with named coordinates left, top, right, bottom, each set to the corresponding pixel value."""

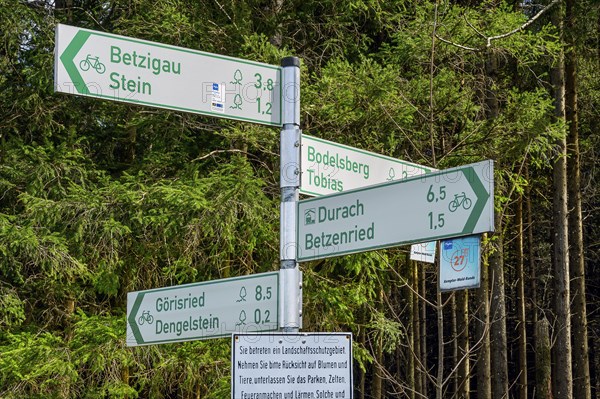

left=279, top=57, right=301, bottom=332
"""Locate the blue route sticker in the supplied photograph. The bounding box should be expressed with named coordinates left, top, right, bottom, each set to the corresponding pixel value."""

left=439, top=235, right=481, bottom=292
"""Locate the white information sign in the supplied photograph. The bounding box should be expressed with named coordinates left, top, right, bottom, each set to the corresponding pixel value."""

left=410, top=241, right=437, bottom=263
left=127, top=272, right=279, bottom=346
left=439, top=235, right=481, bottom=291
left=232, top=333, right=353, bottom=399
left=55, top=24, right=282, bottom=126
left=297, top=160, right=494, bottom=262
left=300, top=134, right=433, bottom=196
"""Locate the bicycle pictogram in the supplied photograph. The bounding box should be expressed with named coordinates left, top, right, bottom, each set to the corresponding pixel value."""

left=448, top=192, right=472, bottom=212
left=137, top=310, right=154, bottom=325
left=79, top=54, right=106, bottom=74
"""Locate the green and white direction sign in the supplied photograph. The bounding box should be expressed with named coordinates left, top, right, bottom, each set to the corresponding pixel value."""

left=300, top=134, right=433, bottom=196
left=232, top=333, right=353, bottom=399
left=127, top=272, right=279, bottom=346
left=54, top=24, right=282, bottom=126
left=301, top=134, right=436, bottom=262
left=297, top=160, right=494, bottom=262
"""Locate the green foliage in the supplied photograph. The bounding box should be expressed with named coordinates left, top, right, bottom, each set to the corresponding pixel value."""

left=0, top=331, right=78, bottom=398
left=0, top=287, right=25, bottom=328
left=69, top=312, right=136, bottom=399
left=1, top=0, right=590, bottom=397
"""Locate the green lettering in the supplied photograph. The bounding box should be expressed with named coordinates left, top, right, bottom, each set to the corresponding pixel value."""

left=332, top=233, right=339, bottom=245
left=307, top=146, right=315, bottom=162
left=314, top=234, right=321, bottom=248
left=152, top=58, right=161, bottom=75
left=161, top=60, right=171, bottom=74
left=110, top=46, right=121, bottom=63
left=127, top=78, right=136, bottom=92
left=109, top=72, right=119, bottom=89
left=132, top=51, right=140, bottom=67
left=306, top=233, right=313, bottom=249
left=367, top=222, right=375, bottom=239
left=358, top=228, right=366, bottom=241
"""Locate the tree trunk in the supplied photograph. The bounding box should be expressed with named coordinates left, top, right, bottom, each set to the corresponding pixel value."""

left=490, top=212, right=508, bottom=399
left=413, top=261, right=422, bottom=399
left=456, top=289, right=470, bottom=398
left=359, top=332, right=366, bottom=399
left=405, top=259, right=415, bottom=399
left=436, top=290, right=443, bottom=399
left=372, top=289, right=384, bottom=399
left=373, top=333, right=383, bottom=399
left=535, top=317, right=553, bottom=399
left=516, top=196, right=528, bottom=399
left=551, top=4, right=573, bottom=398
left=122, top=366, right=130, bottom=399
left=525, top=164, right=538, bottom=334
left=565, top=1, right=591, bottom=398
left=595, top=340, right=600, bottom=399
left=421, top=266, right=428, bottom=397
left=485, top=34, right=503, bottom=399
left=526, top=164, right=540, bottom=399
left=451, top=293, right=458, bottom=395
left=269, top=0, right=284, bottom=48
left=477, top=234, right=491, bottom=399
left=485, top=49, right=499, bottom=119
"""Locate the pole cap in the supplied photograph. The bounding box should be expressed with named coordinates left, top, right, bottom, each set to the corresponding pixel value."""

left=281, top=56, right=300, bottom=68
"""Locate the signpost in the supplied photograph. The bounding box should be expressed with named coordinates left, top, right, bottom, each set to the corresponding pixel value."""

left=300, top=134, right=433, bottom=196
left=52, top=23, right=495, bottom=397
left=54, top=24, right=282, bottom=126
left=127, top=272, right=279, bottom=346
left=297, top=160, right=494, bottom=262
left=232, top=333, right=353, bottom=399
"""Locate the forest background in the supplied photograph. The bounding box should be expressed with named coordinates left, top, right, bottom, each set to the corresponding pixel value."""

left=1, top=0, right=599, bottom=398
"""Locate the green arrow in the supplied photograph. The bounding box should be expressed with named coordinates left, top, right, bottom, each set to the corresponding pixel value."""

left=461, top=166, right=491, bottom=234
left=59, top=30, right=91, bottom=95
left=127, top=292, right=145, bottom=345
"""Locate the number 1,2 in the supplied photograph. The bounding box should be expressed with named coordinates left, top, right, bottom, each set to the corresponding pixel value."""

left=257, top=98, right=272, bottom=115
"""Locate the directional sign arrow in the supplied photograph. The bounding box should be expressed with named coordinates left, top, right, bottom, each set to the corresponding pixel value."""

left=462, top=166, right=490, bottom=234
left=127, top=292, right=145, bottom=344
left=59, top=30, right=91, bottom=95
left=55, top=24, right=282, bottom=126
left=297, top=160, right=494, bottom=262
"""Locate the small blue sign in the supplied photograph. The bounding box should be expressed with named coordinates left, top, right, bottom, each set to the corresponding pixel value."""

left=439, top=235, right=481, bottom=292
